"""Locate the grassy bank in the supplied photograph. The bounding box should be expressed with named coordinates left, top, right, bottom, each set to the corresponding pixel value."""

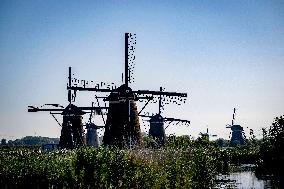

left=0, top=137, right=228, bottom=189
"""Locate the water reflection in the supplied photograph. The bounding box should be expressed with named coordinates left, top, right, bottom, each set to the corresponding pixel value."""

left=214, top=164, right=272, bottom=189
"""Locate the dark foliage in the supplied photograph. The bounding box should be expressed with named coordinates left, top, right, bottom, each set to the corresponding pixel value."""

left=256, top=116, right=284, bottom=188
left=0, top=136, right=59, bottom=147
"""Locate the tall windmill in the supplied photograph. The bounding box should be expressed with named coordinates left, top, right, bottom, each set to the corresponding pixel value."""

left=68, top=33, right=188, bottom=148
left=139, top=87, right=190, bottom=146
left=226, top=108, right=246, bottom=146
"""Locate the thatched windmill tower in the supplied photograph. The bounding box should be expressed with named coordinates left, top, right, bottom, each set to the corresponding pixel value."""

left=103, top=85, right=143, bottom=148
left=60, top=104, right=85, bottom=148
left=103, top=33, right=143, bottom=148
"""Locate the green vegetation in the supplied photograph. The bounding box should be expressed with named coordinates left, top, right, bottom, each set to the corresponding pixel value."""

left=255, top=116, right=284, bottom=188
left=1, top=115, right=283, bottom=188
left=0, top=136, right=59, bottom=146
left=0, top=136, right=228, bottom=189
left=215, top=115, right=284, bottom=188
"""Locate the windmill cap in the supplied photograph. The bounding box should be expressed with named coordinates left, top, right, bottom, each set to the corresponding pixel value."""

left=106, top=84, right=137, bottom=101
left=61, top=104, right=85, bottom=115
left=150, top=114, right=164, bottom=122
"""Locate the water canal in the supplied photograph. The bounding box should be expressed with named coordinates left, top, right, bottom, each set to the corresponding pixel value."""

left=214, top=164, right=273, bottom=189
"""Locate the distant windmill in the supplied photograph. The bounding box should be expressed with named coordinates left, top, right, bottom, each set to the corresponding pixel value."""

left=200, top=126, right=217, bottom=140
left=84, top=102, right=105, bottom=147
left=226, top=108, right=246, bottom=146
left=140, top=87, right=190, bottom=146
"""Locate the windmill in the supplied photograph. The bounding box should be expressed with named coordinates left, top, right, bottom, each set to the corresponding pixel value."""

left=139, top=87, right=190, bottom=146
left=200, top=126, right=217, bottom=140
left=226, top=108, right=246, bottom=146
left=68, top=33, right=188, bottom=148
left=28, top=67, right=109, bottom=149
left=84, top=102, right=105, bottom=147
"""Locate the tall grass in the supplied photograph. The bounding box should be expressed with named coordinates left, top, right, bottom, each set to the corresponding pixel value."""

left=0, top=137, right=228, bottom=188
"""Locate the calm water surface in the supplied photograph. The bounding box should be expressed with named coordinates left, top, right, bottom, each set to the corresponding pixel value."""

left=214, top=164, right=272, bottom=189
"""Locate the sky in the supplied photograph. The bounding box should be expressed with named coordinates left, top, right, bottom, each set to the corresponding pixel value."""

left=0, top=0, right=283, bottom=140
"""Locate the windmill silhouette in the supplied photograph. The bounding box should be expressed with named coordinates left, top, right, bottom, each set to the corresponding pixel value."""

left=139, top=87, right=190, bottom=146
left=28, top=67, right=109, bottom=149
left=29, top=33, right=188, bottom=149
left=67, top=33, right=188, bottom=148
left=84, top=102, right=105, bottom=147
left=226, top=108, right=246, bottom=146
left=200, top=126, right=217, bottom=140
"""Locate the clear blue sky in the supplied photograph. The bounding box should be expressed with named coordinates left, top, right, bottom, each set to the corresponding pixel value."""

left=0, top=0, right=283, bottom=140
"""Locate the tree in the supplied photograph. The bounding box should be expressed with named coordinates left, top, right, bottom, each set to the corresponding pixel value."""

left=256, top=115, right=284, bottom=187
left=1, top=138, right=7, bottom=145
left=269, top=116, right=284, bottom=147
left=215, top=138, right=229, bottom=147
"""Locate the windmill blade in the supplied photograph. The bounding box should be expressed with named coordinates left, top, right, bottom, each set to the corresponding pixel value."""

left=28, top=106, right=38, bottom=111
left=44, top=104, right=64, bottom=108
left=125, top=33, right=137, bottom=85
left=164, top=117, right=190, bottom=125
left=138, top=97, right=153, bottom=115
left=95, top=95, right=106, bottom=125
left=139, top=114, right=152, bottom=118
left=125, top=33, right=136, bottom=86
left=50, top=112, right=62, bottom=127
left=226, top=124, right=232, bottom=128
left=134, top=90, right=187, bottom=97
left=28, top=107, right=64, bottom=112
left=158, top=87, right=163, bottom=115
left=67, top=86, right=113, bottom=92
left=165, top=122, right=173, bottom=129
left=88, top=102, right=94, bottom=123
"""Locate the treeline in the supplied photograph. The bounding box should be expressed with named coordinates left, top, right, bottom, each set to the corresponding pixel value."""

left=0, top=136, right=59, bottom=146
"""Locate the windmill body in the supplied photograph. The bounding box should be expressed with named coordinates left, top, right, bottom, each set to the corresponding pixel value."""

left=60, top=104, right=86, bottom=148
left=85, top=123, right=100, bottom=147
left=227, top=124, right=245, bottom=146
left=103, top=84, right=143, bottom=148
left=149, top=114, right=166, bottom=145
left=146, top=113, right=190, bottom=146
